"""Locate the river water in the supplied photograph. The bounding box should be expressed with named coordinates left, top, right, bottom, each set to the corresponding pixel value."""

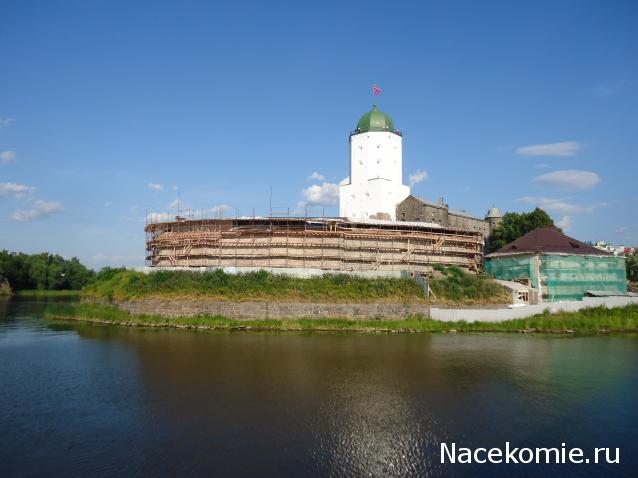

left=1, top=298, right=637, bottom=477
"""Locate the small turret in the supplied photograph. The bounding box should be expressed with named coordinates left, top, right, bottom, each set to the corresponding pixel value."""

left=485, top=206, right=503, bottom=231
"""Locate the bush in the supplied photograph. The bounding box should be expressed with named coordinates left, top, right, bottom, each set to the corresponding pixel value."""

left=429, top=266, right=510, bottom=304
left=82, top=269, right=426, bottom=303
left=82, top=267, right=510, bottom=305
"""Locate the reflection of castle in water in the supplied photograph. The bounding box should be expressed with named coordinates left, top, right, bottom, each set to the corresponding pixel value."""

left=71, top=326, right=634, bottom=475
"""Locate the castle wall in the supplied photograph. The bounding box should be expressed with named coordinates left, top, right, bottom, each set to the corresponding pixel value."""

left=396, top=196, right=490, bottom=237
left=145, top=218, right=484, bottom=273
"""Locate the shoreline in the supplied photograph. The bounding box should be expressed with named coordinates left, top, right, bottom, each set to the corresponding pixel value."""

left=45, top=303, right=638, bottom=336
left=10, top=290, right=82, bottom=299
left=50, top=315, right=638, bottom=335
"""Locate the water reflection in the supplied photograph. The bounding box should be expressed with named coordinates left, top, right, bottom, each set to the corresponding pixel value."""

left=1, top=300, right=637, bottom=477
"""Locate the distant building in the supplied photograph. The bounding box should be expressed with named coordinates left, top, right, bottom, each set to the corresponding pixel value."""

left=593, top=240, right=626, bottom=256
left=485, top=226, right=627, bottom=302
left=396, top=195, right=496, bottom=237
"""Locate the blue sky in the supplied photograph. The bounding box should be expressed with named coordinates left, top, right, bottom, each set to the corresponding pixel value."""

left=1, top=0, right=637, bottom=268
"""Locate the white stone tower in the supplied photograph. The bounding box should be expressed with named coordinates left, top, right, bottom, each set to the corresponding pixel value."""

left=339, top=105, right=410, bottom=221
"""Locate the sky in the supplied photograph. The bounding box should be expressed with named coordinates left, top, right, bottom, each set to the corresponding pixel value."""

left=1, top=0, right=637, bottom=269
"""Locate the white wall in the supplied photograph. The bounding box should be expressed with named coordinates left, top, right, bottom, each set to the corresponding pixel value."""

left=430, top=296, right=638, bottom=323
left=339, top=131, right=410, bottom=220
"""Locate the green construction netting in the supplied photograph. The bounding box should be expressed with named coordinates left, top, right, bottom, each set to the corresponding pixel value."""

left=485, top=255, right=537, bottom=287
left=486, top=254, right=627, bottom=301
left=541, top=255, right=626, bottom=301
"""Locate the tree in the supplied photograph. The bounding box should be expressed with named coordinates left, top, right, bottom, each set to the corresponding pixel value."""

left=486, top=208, right=557, bottom=254
left=0, top=250, right=95, bottom=291
left=627, top=252, right=638, bottom=283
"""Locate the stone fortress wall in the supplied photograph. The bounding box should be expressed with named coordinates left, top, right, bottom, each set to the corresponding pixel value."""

left=396, top=195, right=494, bottom=237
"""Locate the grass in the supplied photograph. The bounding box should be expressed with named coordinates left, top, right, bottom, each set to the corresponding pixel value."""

left=82, top=268, right=510, bottom=305
left=429, top=266, right=510, bottom=304
left=44, top=302, right=638, bottom=335
left=14, top=290, right=82, bottom=298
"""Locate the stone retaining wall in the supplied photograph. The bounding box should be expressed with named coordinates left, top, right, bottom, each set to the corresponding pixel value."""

left=107, top=299, right=429, bottom=321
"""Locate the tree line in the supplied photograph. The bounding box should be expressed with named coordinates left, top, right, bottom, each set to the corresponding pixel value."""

left=0, top=250, right=95, bottom=291
left=485, top=208, right=557, bottom=254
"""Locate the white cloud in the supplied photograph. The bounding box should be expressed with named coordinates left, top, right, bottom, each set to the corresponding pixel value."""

left=172, top=185, right=179, bottom=192
left=516, top=141, right=582, bottom=157
left=516, top=196, right=616, bottom=216
left=12, top=200, right=64, bottom=221
left=208, top=204, right=230, bottom=217
left=408, top=169, right=428, bottom=187
left=302, top=182, right=339, bottom=206
left=556, top=216, right=572, bottom=231
left=0, top=182, right=35, bottom=198
left=308, top=172, right=325, bottom=182
left=147, top=204, right=231, bottom=222
left=516, top=196, right=593, bottom=214
left=592, top=82, right=629, bottom=97
left=104, top=201, right=113, bottom=207
left=616, top=226, right=631, bottom=236
left=147, top=183, right=164, bottom=192
left=532, top=170, right=600, bottom=191
left=0, top=117, right=15, bottom=127
left=293, top=201, right=307, bottom=215
left=1, top=151, right=16, bottom=163
left=339, top=176, right=349, bottom=186
left=91, top=253, right=145, bottom=267
left=146, top=212, right=173, bottom=223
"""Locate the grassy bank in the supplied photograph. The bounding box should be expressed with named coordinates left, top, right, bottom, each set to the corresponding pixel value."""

left=14, top=290, right=82, bottom=299
left=44, top=302, right=638, bottom=335
left=428, top=266, right=509, bottom=304
left=82, top=268, right=510, bottom=305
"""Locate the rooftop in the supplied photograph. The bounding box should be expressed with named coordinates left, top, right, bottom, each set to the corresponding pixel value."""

left=354, top=105, right=397, bottom=134
left=488, top=226, right=613, bottom=257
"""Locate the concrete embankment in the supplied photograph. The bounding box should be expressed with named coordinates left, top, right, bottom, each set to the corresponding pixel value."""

left=100, top=298, right=429, bottom=320
left=431, top=296, right=638, bottom=322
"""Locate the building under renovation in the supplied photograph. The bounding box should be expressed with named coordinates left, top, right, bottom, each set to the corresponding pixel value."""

left=145, top=217, right=484, bottom=273
left=146, top=105, right=493, bottom=275
left=485, top=226, right=627, bottom=301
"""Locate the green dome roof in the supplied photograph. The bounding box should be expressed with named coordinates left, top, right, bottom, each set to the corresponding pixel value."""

left=356, top=105, right=396, bottom=133
left=486, top=207, right=502, bottom=219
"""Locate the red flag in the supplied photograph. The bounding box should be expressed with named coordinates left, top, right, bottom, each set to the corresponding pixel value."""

left=373, top=84, right=382, bottom=96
